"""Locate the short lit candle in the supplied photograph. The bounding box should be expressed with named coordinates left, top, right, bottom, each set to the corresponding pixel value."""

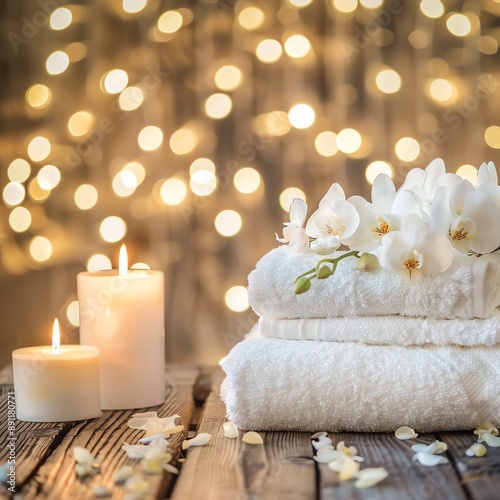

left=77, top=244, right=165, bottom=410
left=12, top=319, right=101, bottom=422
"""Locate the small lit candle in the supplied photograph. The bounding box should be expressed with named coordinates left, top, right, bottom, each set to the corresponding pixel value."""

left=12, top=319, right=101, bottom=422
left=77, top=244, right=165, bottom=410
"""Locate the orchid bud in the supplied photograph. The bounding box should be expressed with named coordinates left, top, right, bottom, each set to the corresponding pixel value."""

left=316, top=265, right=332, bottom=279
left=356, top=253, right=380, bottom=272
left=294, top=276, right=311, bottom=294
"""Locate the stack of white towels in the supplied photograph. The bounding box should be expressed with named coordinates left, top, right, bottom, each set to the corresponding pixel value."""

left=220, top=246, right=500, bottom=432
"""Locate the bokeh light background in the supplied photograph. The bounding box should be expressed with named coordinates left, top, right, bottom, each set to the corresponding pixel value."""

left=1, top=0, right=500, bottom=367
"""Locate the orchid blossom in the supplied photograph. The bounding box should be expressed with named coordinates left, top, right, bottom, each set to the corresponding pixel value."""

left=305, top=183, right=360, bottom=254
left=276, top=198, right=310, bottom=252
left=379, top=214, right=454, bottom=284
left=431, top=179, right=500, bottom=255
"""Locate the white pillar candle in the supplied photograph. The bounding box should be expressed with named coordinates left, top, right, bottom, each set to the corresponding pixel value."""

left=12, top=319, right=101, bottom=422
left=77, top=245, right=165, bottom=410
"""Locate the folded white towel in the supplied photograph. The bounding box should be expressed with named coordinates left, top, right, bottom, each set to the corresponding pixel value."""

left=221, top=331, right=500, bottom=432
left=258, top=310, right=500, bottom=347
left=248, top=246, right=500, bottom=320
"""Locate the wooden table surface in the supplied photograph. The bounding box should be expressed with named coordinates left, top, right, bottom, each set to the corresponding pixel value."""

left=1, top=364, right=500, bottom=499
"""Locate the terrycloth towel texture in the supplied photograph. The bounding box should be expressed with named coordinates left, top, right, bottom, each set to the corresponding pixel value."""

left=247, top=246, right=500, bottom=320
left=220, top=332, right=500, bottom=432
left=258, top=310, right=500, bottom=347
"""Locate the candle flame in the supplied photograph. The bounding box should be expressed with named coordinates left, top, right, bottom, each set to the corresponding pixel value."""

left=52, top=318, right=60, bottom=351
left=119, top=244, right=128, bottom=277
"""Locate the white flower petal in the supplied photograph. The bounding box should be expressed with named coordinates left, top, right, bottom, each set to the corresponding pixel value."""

left=412, top=453, right=449, bottom=466
left=163, top=425, right=184, bottom=436
left=93, top=485, right=112, bottom=498
left=114, top=465, right=134, bottom=484
left=223, top=421, right=239, bottom=439
left=122, top=443, right=150, bottom=459
left=182, top=433, right=212, bottom=450
left=75, top=463, right=96, bottom=477
left=242, top=432, right=264, bottom=445
left=124, top=475, right=149, bottom=500
left=321, top=183, right=346, bottom=205
left=371, top=173, right=396, bottom=211
left=475, top=421, right=499, bottom=436
left=314, top=450, right=340, bottom=463
left=479, top=432, right=500, bottom=447
left=411, top=441, right=447, bottom=455
left=339, top=456, right=361, bottom=481
left=139, top=434, right=170, bottom=445
left=73, top=446, right=95, bottom=465
left=477, top=161, right=498, bottom=186
left=355, top=467, right=389, bottom=488
left=317, top=445, right=335, bottom=455
left=312, top=436, right=333, bottom=450
left=395, top=426, right=418, bottom=440
left=289, top=198, right=308, bottom=226
left=311, top=431, right=328, bottom=439
left=466, top=443, right=487, bottom=457
left=163, top=463, right=179, bottom=474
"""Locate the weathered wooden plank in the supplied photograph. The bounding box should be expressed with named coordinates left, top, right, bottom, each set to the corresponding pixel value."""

left=438, top=431, right=500, bottom=500
left=16, top=366, right=199, bottom=500
left=171, top=369, right=316, bottom=500
left=318, top=433, right=467, bottom=500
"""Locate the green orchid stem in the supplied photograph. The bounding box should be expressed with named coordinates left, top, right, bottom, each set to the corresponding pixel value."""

left=293, top=250, right=360, bottom=285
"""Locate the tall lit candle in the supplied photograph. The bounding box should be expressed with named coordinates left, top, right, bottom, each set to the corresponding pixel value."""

left=77, top=245, right=165, bottom=409
left=12, top=319, right=101, bottom=422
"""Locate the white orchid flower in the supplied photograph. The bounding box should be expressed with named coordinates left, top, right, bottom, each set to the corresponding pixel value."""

left=380, top=213, right=454, bottom=284
left=476, top=161, right=500, bottom=208
left=431, top=180, right=500, bottom=254
left=305, top=184, right=360, bottom=255
left=344, top=175, right=422, bottom=252
left=399, top=159, right=461, bottom=219
left=276, top=198, right=310, bottom=252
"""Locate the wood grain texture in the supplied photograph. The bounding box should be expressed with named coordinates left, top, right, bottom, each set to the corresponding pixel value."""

left=438, top=431, right=500, bottom=500
left=171, top=368, right=316, bottom=500
left=318, top=433, right=467, bottom=500
left=6, top=366, right=198, bottom=500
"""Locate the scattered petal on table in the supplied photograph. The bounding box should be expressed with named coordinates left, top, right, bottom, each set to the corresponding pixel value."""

left=466, top=443, right=487, bottom=457
left=316, top=446, right=335, bottom=455
left=124, top=476, right=149, bottom=500
left=178, top=458, right=186, bottom=463
left=339, top=456, right=361, bottom=481
left=182, top=433, right=212, bottom=450
left=223, top=421, right=239, bottom=439
left=242, top=432, right=264, bottom=445
left=395, top=426, right=418, bottom=440
left=93, top=485, right=112, bottom=498
left=122, top=443, right=150, bottom=460
left=139, top=434, right=169, bottom=445
left=311, top=431, right=328, bottom=440
left=163, top=463, right=179, bottom=475
left=114, top=465, right=134, bottom=484
left=474, top=420, right=499, bottom=436
left=73, top=447, right=99, bottom=477
left=314, top=450, right=339, bottom=463
left=312, top=436, right=333, bottom=450
left=412, top=452, right=449, bottom=466
left=355, top=467, right=389, bottom=488
left=478, top=432, right=500, bottom=447
left=411, top=440, right=447, bottom=455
